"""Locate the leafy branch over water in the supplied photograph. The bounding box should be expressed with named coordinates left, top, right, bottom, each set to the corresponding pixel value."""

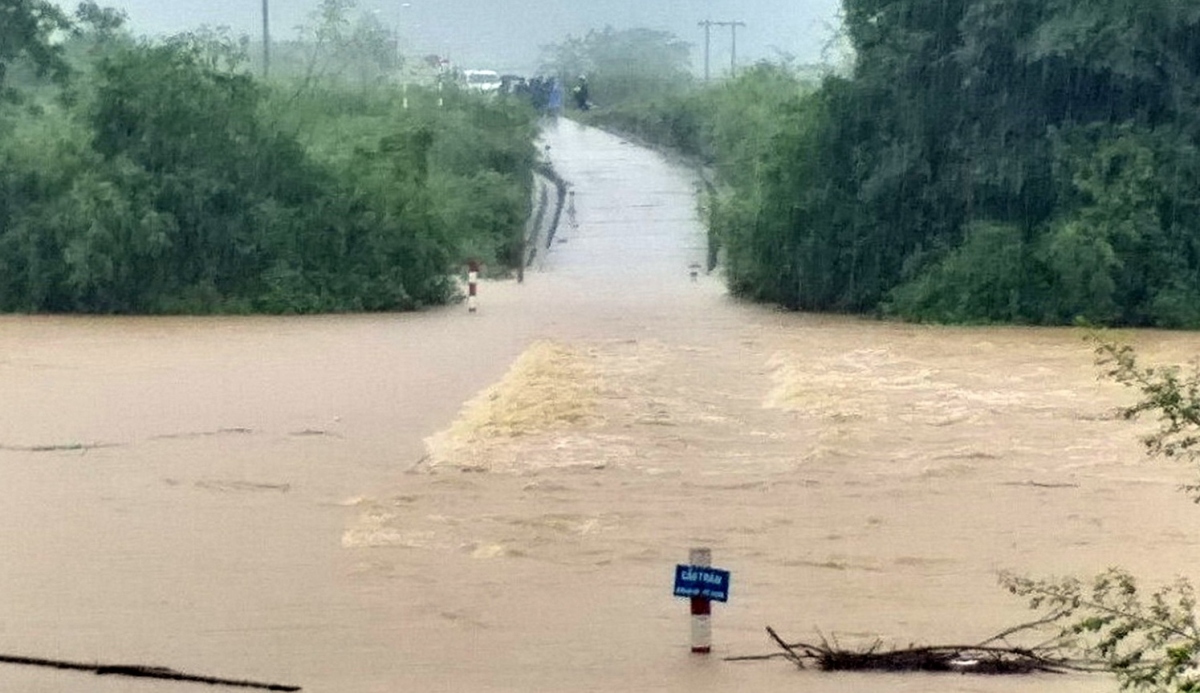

left=1001, top=569, right=1200, bottom=691
left=999, top=335, right=1200, bottom=691
left=1094, top=338, right=1200, bottom=501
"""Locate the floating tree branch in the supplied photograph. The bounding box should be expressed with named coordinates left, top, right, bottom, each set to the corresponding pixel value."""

left=728, top=622, right=1106, bottom=676
left=0, top=654, right=300, bottom=690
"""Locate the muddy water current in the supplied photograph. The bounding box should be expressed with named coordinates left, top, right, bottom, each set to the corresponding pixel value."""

left=3, top=119, right=1200, bottom=692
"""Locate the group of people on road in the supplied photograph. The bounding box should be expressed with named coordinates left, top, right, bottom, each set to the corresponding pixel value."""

left=525, top=75, right=592, bottom=115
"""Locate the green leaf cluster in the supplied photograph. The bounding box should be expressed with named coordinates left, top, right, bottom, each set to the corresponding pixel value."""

left=0, top=0, right=71, bottom=100
left=1094, top=337, right=1200, bottom=500
left=1002, top=568, right=1200, bottom=691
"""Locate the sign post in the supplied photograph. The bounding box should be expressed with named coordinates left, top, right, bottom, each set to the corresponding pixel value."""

left=673, top=548, right=730, bottom=654
left=466, top=260, right=479, bottom=313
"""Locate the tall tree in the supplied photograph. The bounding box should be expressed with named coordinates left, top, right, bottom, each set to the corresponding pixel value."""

left=0, top=0, right=70, bottom=99
left=540, top=26, right=693, bottom=107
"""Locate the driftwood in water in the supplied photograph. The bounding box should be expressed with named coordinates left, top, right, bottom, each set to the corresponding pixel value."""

left=0, top=654, right=301, bottom=690
left=727, top=621, right=1103, bottom=676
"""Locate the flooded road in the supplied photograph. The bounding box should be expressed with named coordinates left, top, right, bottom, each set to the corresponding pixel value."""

left=3, top=119, right=1200, bottom=692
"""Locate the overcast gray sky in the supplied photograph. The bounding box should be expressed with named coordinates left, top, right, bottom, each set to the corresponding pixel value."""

left=65, top=0, right=843, bottom=74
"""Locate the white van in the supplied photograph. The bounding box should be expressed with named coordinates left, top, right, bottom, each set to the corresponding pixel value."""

left=463, top=69, right=502, bottom=93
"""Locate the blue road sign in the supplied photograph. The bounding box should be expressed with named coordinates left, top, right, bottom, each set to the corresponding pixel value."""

left=673, top=564, right=731, bottom=602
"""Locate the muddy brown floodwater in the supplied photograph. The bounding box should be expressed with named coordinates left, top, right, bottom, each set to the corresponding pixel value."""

left=3, top=119, right=1200, bottom=693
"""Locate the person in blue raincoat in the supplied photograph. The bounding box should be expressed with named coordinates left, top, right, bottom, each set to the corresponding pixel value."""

left=547, top=78, right=564, bottom=116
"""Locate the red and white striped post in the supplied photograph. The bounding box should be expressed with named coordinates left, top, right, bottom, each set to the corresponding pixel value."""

left=466, top=260, right=479, bottom=313
left=689, top=547, right=712, bottom=654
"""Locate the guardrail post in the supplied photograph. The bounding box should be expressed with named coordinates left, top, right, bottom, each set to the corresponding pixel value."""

left=689, top=547, right=712, bottom=654
left=467, top=260, right=479, bottom=313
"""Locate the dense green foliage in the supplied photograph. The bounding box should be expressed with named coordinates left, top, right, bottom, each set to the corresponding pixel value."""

left=0, top=4, right=537, bottom=314
left=787, top=0, right=1200, bottom=325
left=590, top=1, right=1200, bottom=327
left=0, top=0, right=70, bottom=99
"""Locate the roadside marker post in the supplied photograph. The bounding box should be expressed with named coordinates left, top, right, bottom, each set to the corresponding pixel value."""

left=467, top=260, right=479, bottom=313
left=673, top=548, right=730, bottom=654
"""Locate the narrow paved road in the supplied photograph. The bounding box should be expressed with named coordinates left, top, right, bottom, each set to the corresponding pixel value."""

left=538, top=119, right=709, bottom=294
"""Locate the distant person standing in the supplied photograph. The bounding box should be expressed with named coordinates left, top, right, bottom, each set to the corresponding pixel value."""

left=547, top=78, right=564, bottom=116
left=573, top=75, right=590, bottom=111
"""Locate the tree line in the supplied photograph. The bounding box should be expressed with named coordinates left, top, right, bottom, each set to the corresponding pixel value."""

left=557, top=1, right=1200, bottom=328
left=0, top=0, right=537, bottom=314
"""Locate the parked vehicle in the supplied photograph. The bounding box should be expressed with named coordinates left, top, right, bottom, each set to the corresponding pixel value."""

left=463, top=69, right=502, bottom=93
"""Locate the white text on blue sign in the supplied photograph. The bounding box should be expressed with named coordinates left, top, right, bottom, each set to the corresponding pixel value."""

left=673, top=565, right=731, bottom=602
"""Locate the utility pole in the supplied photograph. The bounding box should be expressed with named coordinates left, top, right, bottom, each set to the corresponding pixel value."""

left=698, top=20, right=746, bottom=82
left=729, top=21, right=744, bottom=77
left=262, top=0, right=270, bottom=78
